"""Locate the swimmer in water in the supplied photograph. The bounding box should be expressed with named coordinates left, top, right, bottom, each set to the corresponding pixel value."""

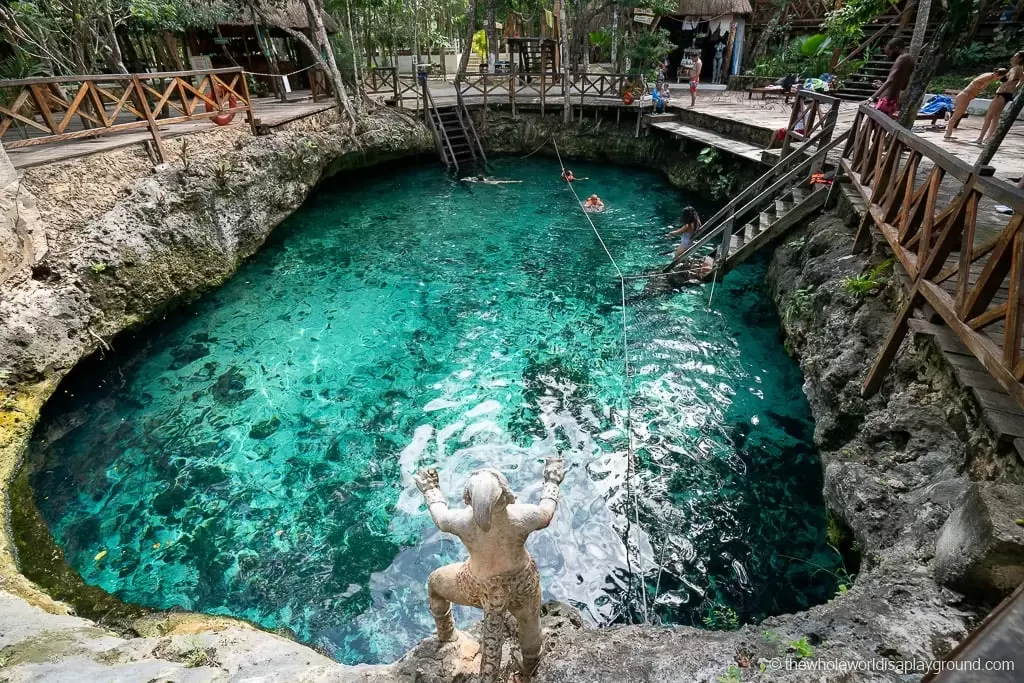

left=583, top=194, right=605, bottom=212
left=461, top=174, right=523, bottom=184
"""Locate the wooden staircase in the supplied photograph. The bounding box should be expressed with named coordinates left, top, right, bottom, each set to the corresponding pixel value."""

left=722, top=184, right=827, bottom=267
left=422, top=79, right=487, bottom=174
left=665, top=126, right=849, bottom=278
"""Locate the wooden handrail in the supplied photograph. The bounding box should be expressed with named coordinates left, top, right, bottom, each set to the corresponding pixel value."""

left=841, top=101, right=1024, bottom=406
left=0, top=68, right=256, bottom=163
left=665, top=129, right=850, bottom=271
left=833, top=3, right=915, bottom=73
left=0, top=67, right=246, bottom=88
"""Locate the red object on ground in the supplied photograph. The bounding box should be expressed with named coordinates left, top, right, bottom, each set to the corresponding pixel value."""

left=205, top=89, right=238, bottom=126
left=775, top=127, right=787, bottom=141
left=622, top=91, right=634, bottom=105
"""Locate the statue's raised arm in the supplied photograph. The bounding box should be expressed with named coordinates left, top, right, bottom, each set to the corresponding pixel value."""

left=513, top=457, right=565, bottom=533
left=413, top=467, right=457, bottom=533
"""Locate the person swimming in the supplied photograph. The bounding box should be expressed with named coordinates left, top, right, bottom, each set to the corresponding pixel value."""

left=462, top=174, right=523, bottom=184
left=562, top=169, right=575, bottom=182
left=583, top=194, right=605, bottom=212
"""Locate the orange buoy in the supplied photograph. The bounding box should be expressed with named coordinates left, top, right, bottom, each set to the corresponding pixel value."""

left=622, top=90, right=635, bottom=105
left=205, top=89, right=238, bottom=126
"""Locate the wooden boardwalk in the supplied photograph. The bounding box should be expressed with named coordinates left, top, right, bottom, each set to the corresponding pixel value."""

left=839, top=103, right=1024, bottom=455
left=4, top=92, right=333, bottom=169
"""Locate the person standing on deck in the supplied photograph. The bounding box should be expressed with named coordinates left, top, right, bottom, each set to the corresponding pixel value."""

left=689, top=55, right=703, bottom=107
left=869, top=39, right=915, bottom=118
left=977, top=51, right=1024, bottom=144
left=944, top=68, right=1008, bottom=139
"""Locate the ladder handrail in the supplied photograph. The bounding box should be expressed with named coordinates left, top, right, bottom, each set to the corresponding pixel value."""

left=665, top=129, right=850, bottom=272
left=455, top=87, right=488, bottom=168
left=423, top=78, right=458, bottom=172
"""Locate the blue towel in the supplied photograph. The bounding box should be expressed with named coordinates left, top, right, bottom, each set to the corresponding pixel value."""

left=919, top=94, right=954, bottom=117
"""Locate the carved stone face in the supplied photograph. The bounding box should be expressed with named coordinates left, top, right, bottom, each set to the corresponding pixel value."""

left=463, top=469, right=515, bottom=532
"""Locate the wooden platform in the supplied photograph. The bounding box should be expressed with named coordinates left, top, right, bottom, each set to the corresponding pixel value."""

left=4, top=93, right=333, bottom=169
left=909, top=318, right=1024, bottom=457
left=648, top=118, right=765, bottom=163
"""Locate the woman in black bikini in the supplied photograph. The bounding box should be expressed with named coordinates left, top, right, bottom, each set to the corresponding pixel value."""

left=977, top=51, right=1023, bottom=145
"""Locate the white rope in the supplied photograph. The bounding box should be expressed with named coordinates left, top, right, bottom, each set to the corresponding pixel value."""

left=551, top=138, right=649, bottom=625
left=242, top=64, right=317, bottom=79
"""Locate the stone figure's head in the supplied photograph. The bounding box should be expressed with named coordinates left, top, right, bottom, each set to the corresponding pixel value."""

left=463, top=469, right=515, bottom=532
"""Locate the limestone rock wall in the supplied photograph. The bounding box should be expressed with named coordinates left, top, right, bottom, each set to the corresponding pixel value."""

left=0, top=106, right=432, bottom=622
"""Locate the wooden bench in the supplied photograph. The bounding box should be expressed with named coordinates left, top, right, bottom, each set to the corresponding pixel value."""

left=747, top=86, right=794, bottom=104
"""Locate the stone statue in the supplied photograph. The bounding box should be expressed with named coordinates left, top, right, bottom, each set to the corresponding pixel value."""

left=414, top=459, right=565, bottom=681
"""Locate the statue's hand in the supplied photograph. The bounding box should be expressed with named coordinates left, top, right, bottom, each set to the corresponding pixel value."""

left=543, top=457, right=565, bottom=484
left=414, top=467, right=440, bottom=493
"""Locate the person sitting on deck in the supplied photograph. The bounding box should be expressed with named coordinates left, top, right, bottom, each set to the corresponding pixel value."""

left=667, top=206, right=702, bottom=258
left=944, top=68, right=1007, bottom=139
left=653, top=79, right=666, bottom=113
left=583, top=194, right=605, bottom=212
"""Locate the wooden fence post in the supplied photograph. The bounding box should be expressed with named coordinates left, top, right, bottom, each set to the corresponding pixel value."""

left=132, top=75, right=167, bottom=163
left=238, top=70, right=258, bottom=135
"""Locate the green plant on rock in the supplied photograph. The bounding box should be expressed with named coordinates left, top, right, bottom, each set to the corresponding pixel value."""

left=90, top=262, right=108, bottom=274
left=702, top=603, right=740, bottom=631
left=788, top=636, right=815, bottom=659
left=784, top=286, right=816, bottom=325
left=716, top=665, right=742, bottom=683
left=841, top=257, right=893, bottom=301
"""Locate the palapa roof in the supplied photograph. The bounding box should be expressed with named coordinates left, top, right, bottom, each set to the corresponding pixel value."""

left=673, top=0, right=753, bottom=15
left=220, top=1, right=340, bottom=33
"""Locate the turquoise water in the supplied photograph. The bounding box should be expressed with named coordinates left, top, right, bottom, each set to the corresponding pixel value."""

left=29, top=157, right=840, bottom=664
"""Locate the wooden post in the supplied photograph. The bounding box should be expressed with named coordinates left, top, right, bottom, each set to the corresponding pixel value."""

left=863, top=285, right=920, bottom=396
left=541, top=68, right=546, bottom=116
left=238, top=69, right=258, bottom=135
left=132, top=75, right=167, bottom=163
left=393, top=66, right=399, bottom=104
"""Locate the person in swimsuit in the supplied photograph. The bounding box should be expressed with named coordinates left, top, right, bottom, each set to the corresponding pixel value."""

left=871, top=38, right=915, bottom=118
left=583, top=194, right=605, bottom=212
left=977, top=51, right=1023, bottom=144
left=944, top=68, right=1008, bottom=139
left=667, top=206, right=702, bottom=258
left=689, top=55, right=703, bottom=107
left=462, top=175, right=522, bottom=184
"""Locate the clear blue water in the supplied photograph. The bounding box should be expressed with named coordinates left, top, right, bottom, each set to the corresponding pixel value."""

left=29, top=157, right=840, bottom=664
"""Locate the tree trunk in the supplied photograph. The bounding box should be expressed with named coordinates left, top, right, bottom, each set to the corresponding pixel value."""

left=977, top=84, right=1024, bottom=167
left=909, top=0, right=932, bottom=58
left=558, top=0, right=571, bottom=122
left=267, top=0, right=357, bottom=121
left=487, top=0, right=496, bottom=73
left=749, top=6, right=782, bottom=65
left=610, top=3, right=618, bottom=67
left=458, top=0, right=478, bottom=76
left=345, top=0, right=361, bottom=89
left=101, top=7, right=128, bottom=74
left=412, top=0, right=421, bottom=70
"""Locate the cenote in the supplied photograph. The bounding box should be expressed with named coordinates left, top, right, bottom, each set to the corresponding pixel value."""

left=24, top=157, right=841, bottom=664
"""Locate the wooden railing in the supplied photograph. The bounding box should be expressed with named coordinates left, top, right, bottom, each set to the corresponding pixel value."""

left=0, top=68, right=254, bottom=163
left=840, top=104, right=1024, bottom=406
left=665, top=127, right=848, bottom=271
left=779, top=88, right=842, bottom=164
left=664, top=90, right=845, bottom=271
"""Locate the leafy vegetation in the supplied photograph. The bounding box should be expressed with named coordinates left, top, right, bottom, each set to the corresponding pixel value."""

left=716, top=665, right=742, bottom=683
left=702, top=603, right=740, bottom=630
left=787, top=636, right=815, bottom=659
left=841, top=258, right=893, bottom=301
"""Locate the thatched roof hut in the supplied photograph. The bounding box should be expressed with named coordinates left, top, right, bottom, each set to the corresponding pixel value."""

left=221, top=1, right=340, bottom=33
left=673, top=0, right=753, bottom=15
